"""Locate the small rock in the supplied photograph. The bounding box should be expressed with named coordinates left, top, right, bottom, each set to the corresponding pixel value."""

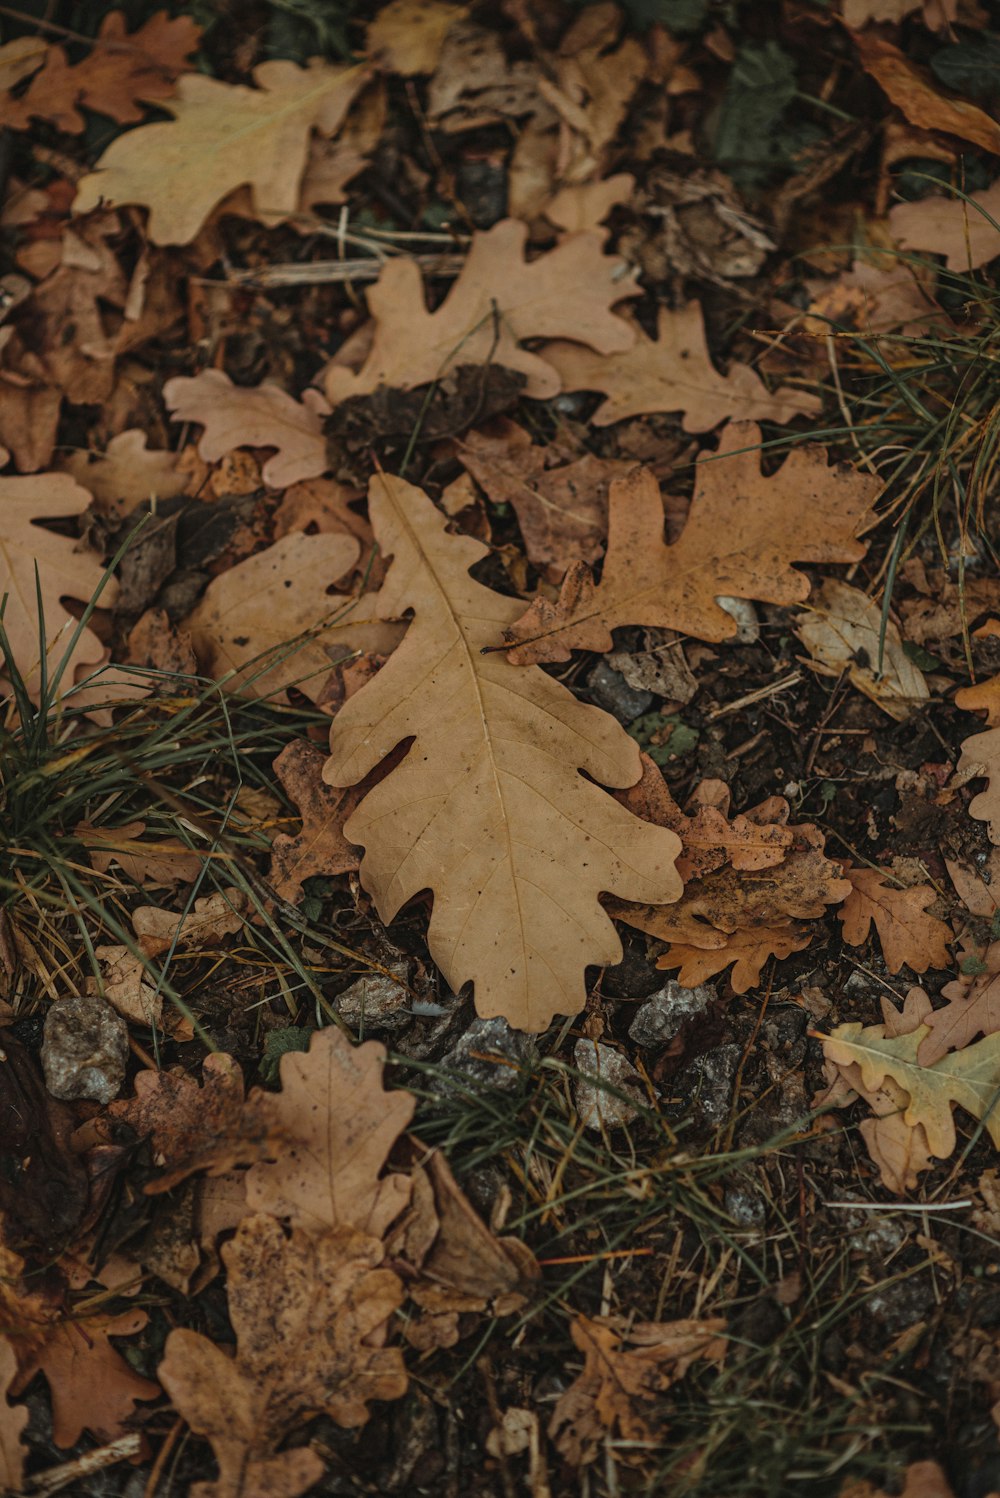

left=435, top=1017, right=537, bottom=1094
left=335, top=961, right=411, bottom=1033
left=724, top=1182, right=766, bottom=1229
left=586, top=659, right=654, bottom=723
left=715, top=595, right=759, bottom=644
left=41, top=995, right=128, bottom=1103
left=675, top=1042, right=740, bottom=1129
left=608, top=630, right=698, bottom=704
left=573, top=1040, right=646, bottom=1130
left=629, top=979, right=715, bottom=1046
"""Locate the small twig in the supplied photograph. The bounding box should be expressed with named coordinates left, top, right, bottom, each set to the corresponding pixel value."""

left=201, top=253, right=466, bottom=291
left=706, top=671, right=802, bottom=720
left=824, top=1200, right=972, bottom=1213
left=26, top=1433, right=142, bottom=1496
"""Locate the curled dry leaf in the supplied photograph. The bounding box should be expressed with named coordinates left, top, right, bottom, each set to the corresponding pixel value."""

left=838, top=865, right=952, bottom=975
left=74, top=59, right=371, bottom=245
left=505, top=423, right=879, bottom=665
left=90, top=944, right=162, bottom=1028
left=320, top=219, right=639, bottom=406
left=538, top=304, right=820, bottom=430
left=822, top=1021, right=1000, bottom=1160
left=184, top=532, right=402, bottom=704
left=0, top=10, right=200, bottom=133
left=796, top=580, right=929, bottom=721
left=132, top=887, right=250, bottom=958
left=164, top=369, right=328, bottom=487
left=323, top=473, right=682, bottom=1032
left=550, top=1313, right=727, bottom=1467
left=247, top=1027, right=416, bottom=1240
left=267, top=739, right=361, bottom=905
left=852, top=29, right=1000, bottom=156
left=159, top=1216, right=407, bottom=1498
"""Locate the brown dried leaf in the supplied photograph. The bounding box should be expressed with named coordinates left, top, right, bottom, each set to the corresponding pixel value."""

left=0, top=1339, right=26, bottom=1492
left=107, top=1053, right=273, bottom=1192
left=321, top=220, right=639, bottom=406
left=89, top=944, right=162, bottom=1028
left=75, top=60, right=371, bottom=245
left=0, top=471, right=119, bottom=703
left=12, top=1306, right=159, bottom=1447
left=504, top=423, right=879, bottom=664
left=367, top=0, right=469, bottom=75
left=0, top=11, right=199, bottom=133
left=456, top=419, right=630, bottom=577
left=75, top=820, right=202, bottom=885
left=918, top=958, right=1000, bottom=1064
left=889, top=179, right=1000, bottom=272
left=549, top=1314, right=726, bottom=1467
left=653, top=925, right=814, bottom=993
left=132, top=888, right=250, bottom=958
left=323, top=474, right=681, bottom=1032
left=184, top=532, right=402, bottom=705
left=59, top=430, right=186, bottom=519
left=268, top=740, right=361, bottom=905
left=538, top=305, right=819, bottom=429
left=797, top=580, right=929, bottom=721
left=247, top=1027, right=415, bottom=1239
left=164, top=370, right=328, bottom=487
left=838, top=865, right=951, bottom=974
left=159, top=1216, right=406, bottom=1497
left=853, top=29, right=1000, bottom=155
left=960, top=727, right=1000, bottom=845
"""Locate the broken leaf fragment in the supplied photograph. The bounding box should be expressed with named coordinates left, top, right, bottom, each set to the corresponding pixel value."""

left=796, top=579, right=929, bottom=721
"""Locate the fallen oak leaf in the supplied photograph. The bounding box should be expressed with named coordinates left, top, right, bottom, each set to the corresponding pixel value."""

left=74, top=59, right=371, bottom=245
left=367, top=0, right=469, bottom=75
left=0, top=10, right=200, bottom=134
left=918, top=956, right=1000, bottom=1065
left=10, top=1305, right=159, bottom=1447
left=853, top=29, right=1000, bottom=156
left=538, top=304, right=819, bottom=430
left=957, top=726, right=1000, bottom=845
left=889, top=179, right=1000, bottom=273
left=108, top=1053, right=276, bottom=1193
left=0, top=1338, right=27, bottom=1492
left=58, top=429, right=187, bottom=520
left=821, top=1021, right=1000, bottom=1159
left=549, top=1314, right=727, bottom=1467
left=796, top=580, right=929, bottom=721
left=320, top=219, right=639, bottom=406
left=268, top=740, right=361, bottom=905
left=89, top=944, right=162, bottom=1029
left=322, top=473, right=682, bottom=1032
left=652, top=925, right=814, bottom=993
left=246, top=1027, right=415, bottom=1240
left=184, top=532, right=403, bottom=705
left=132, top=887, right=250, bottom=958
left=164, top=369, right=329, bottom=487
left=504, top=422, right=879, bottom=664
left=74, top=819, right=202, bottom=885
left=838, top=865, right=952, bottom=974
left=159, top=1215, right=407, bottom=1498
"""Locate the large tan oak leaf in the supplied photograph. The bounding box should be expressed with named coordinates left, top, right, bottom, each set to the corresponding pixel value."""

left=323, top=474, right=682, bottom=1032
left=321, top=219, right=639, bottom=406
left=73, top=59, right=370, bottom=245
left=505, top=422, right=881, bottom=664
left=0, top=472, right=117, bottom=702
left=539, top=304, right=820, bottom=430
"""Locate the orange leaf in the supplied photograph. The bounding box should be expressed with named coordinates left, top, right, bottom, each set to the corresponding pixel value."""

left=853, top=30, right=1000, bottom=155
left=838, top=866, right=952, bottom=974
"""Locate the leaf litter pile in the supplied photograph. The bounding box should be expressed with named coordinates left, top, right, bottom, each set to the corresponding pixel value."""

left=4, top=1, right=1000, bottom=1494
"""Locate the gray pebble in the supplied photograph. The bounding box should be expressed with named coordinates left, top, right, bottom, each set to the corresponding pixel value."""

left=629, top=979, right=716, bottom=1046
left=41, top=994, right=128, bottom=1103
left=586, top=659, right=654, bottom=723
left=573, top=1040, right=646, bottom=1131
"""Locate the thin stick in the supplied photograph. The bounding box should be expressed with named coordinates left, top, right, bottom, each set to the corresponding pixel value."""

left=27, top=1433, right=143, bottom=1496
left=706, top=672, right=803, bottom=720
left=201, top=253, right=465, bottom=290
